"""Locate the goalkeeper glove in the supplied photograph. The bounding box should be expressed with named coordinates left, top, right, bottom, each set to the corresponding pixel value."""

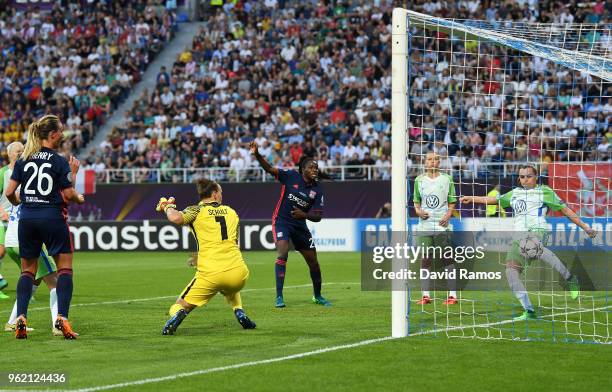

left=156, top=197, right=177, bottom=213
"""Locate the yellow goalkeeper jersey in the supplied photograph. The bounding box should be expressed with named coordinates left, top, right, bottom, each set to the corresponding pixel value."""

left=180, top=201, right=245, bottom=274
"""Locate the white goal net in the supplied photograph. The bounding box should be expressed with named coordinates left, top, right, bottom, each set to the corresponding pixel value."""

left=391, top=8, right=611, bottom=343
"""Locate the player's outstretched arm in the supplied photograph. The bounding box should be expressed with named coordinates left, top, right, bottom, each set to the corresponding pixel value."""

left=249, top=141, right=278, bottom=178
left=560, top=205, right=596, bottom=238
left=166, top=208, right=184, bottom=225
left=156, top=197, right=183, bottom=225
left=459, top=195, right=497, bottom=205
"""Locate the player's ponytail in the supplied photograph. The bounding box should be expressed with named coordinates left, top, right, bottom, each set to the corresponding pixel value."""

left=22, top=114, right=61, bottom=160
left=22, top=121, right=42, bottom=160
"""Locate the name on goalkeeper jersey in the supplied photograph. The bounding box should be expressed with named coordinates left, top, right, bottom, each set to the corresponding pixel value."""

left=372, top=244, right=485, bottom=264
left=208, top=208, right=228, bottom=215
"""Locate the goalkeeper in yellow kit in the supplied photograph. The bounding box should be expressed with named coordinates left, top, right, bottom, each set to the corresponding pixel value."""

left=157, top=179, right=256, bottom=335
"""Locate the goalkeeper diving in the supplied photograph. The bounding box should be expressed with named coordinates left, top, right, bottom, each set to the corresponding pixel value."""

left=460, top=165, right=596, bottom=320
left=157, top=179, right=256, bottom=335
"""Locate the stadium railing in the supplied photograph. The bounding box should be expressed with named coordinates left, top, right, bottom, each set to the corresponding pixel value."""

left=100, top=164, right=382, bottom=183
left=95, top=161, right=591, bottom=184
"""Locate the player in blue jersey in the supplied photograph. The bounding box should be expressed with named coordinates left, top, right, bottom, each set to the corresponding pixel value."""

left=250, top=141, right=331, bottom=308
left=5, top=114, right=85, bottom=339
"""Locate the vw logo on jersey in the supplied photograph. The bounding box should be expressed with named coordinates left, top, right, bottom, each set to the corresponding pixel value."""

left=514, top=200, right=527, bottom=214
left=425, top=195, right=440, bottom=209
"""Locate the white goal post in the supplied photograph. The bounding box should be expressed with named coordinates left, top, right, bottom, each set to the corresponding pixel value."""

left=391, top=7, right=409, bottom=338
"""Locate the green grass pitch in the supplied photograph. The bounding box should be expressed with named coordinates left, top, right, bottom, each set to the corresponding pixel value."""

left=0, top=251, right=610, bottom=391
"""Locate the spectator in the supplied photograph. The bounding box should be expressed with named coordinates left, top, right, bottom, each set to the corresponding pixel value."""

left=0, top=1, right=176, bottom=159
left=375, top=154, right=391, bottom=180
left=91, top=0, right=610, bottom=185
left=375, top=202, right=391, bottom=218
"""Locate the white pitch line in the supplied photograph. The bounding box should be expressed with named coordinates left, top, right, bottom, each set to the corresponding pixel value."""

left=0, top=282, right=360, bottom=315
left=50, top=303, right=611, bottom=391
left=0, top=336, right=397, bottom=392
left=61, top=303, right=611, bottom=392
left=0, top=300, right=609, bottom=392
left=64, top=336, right=397, bottom=392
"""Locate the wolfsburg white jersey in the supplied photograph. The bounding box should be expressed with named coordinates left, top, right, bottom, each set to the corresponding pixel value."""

left=0, top=166, right=12, bottom=215
left=413, top=172, right=457, bottom=232
left=5, top=203, right=20, bottom=248
left=497, top=185, right=565, bottom=231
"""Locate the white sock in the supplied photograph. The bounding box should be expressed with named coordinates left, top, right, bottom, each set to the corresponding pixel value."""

left=49, top=288, right=58, bottom=327
left=449, top=290, right=457, bottom=298
left=540, top=248, right=571, bottom=280
left=421, top=260, right=431, bottom=296
left=506, top=267, right=534, bottom=312
left=515, top=291, right=533, bottom=312
left=8, top=301, right=17, bottom=325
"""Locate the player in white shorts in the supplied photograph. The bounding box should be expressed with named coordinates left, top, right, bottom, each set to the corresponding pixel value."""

left=460, top=165, right=596, bottom=320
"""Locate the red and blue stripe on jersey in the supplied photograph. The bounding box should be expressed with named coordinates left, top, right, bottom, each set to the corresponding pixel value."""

left=272, top=169, right=324, bottom=226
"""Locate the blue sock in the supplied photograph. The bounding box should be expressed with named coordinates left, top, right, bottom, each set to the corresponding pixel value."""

left=309, top=263, right=322, bottom=298
left=16, top=272, right=35, bottom=318
left=57, top=269, right=74, bottom=318
left=275, top=256, right=287, bottom=297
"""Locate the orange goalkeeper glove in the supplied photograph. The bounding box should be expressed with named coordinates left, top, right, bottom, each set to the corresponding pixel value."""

left=156, top=197, right=177, bottom=213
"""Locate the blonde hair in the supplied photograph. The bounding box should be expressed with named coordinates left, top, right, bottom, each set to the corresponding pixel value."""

left=6, top=141, right=23, bottom=155
left=22, top=114, right=61, bottom=160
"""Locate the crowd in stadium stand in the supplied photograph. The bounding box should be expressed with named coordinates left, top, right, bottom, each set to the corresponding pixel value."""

left=0, top=0, right=177, bottom=162
left=69, top=0, right=609, bottom=183
left=406, top=0, right=611, bottom=179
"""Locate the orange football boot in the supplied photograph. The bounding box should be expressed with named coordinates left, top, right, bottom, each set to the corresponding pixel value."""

left=54, top=317, right=79, bottom=339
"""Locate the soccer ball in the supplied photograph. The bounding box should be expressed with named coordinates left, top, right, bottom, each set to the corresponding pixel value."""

left=518, top=236, right=543, bottom=260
